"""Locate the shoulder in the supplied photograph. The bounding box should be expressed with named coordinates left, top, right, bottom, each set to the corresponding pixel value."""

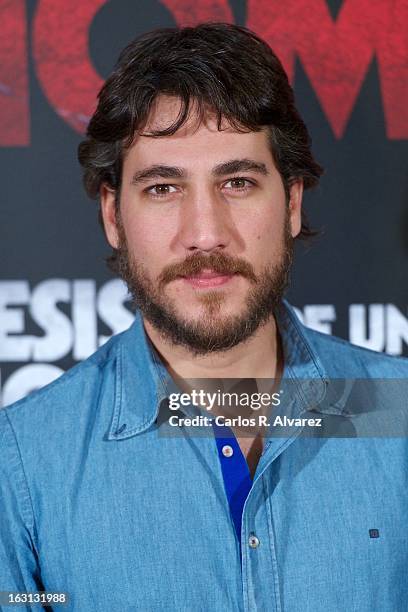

left=303, top=325, right=408, bottom=378
left=1, top=330, right=124, bottom=433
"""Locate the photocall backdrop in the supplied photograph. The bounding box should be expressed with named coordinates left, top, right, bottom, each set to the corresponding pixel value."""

left=0, top=0, right=407, bottom=407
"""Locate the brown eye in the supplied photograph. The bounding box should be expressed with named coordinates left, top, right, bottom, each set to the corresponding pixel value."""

left=231, top=178, right=247, bottom=189
left=154, top=185, right=170, bottom=194
left=223, top=178, right=254, bottom=191
left=147, top=184, right=177, bottom=197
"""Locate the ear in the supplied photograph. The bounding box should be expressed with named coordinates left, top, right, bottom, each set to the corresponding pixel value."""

left=288, top=179, right=303, bottom=238
left=100, top=184, right=120, bottom=248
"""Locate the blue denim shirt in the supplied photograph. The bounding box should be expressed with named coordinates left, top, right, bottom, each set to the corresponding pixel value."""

left=1, top=300, right=408, bottom=611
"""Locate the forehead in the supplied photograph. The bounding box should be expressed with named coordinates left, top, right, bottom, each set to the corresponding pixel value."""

left=123, top=95, right=275, bottom=170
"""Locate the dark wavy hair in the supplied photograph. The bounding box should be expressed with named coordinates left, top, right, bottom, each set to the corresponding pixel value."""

left=78, top=23, right=323, bottom=259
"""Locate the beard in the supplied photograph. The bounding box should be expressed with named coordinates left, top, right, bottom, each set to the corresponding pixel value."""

left=113, top=214, right=294, bottom=355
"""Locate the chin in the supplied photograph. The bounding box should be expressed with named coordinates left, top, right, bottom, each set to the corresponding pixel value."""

left=166, top=285, right=246, bottom=318
left=185, top=304, right=244, bottom=325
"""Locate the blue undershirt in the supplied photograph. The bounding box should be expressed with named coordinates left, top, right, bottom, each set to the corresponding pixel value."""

left=211, top=421, right=253, bottom=545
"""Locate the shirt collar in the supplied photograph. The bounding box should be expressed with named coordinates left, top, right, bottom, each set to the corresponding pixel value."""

left=107, top=310, right=168, bottom=440
left=107, top=300, right=339, bottom=441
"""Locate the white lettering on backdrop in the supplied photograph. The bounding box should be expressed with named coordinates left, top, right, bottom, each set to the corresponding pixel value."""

left=0, top=280, right=407, bottom=406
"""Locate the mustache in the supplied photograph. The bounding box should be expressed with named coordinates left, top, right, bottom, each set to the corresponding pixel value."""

left=158, top=251, right=257, bottom=288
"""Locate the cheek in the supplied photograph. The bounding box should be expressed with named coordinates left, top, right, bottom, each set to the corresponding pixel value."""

left=121, top=209, right=175, bottom=267
left=235, top=208, right=286, bottom=258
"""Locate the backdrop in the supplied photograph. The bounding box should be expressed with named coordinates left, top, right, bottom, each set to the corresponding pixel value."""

left=1, top=0, right=407, bottom=407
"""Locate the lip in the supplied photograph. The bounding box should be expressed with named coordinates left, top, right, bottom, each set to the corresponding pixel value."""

left=181, top=270, right=236, bottom=289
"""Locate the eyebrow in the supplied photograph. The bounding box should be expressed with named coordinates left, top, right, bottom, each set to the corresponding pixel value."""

left=212, top=159, right=269, bottom=177
left=131, top=165, right=184, bottom=185
left=130, top=158, right=269, bottom=185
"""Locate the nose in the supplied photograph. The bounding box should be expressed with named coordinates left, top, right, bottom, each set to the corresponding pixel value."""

left=175, top=185, right=234, bottom=254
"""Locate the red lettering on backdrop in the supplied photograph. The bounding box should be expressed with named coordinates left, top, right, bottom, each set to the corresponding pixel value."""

left=159, top=0, right=233, bottom=25
left=0, top=0, right=29, bottom=146
left=32, top=0, right=232, bottom=135
left=247, top=0, right=408, bottom=139
left=1, top=0, right=406, bottom=141
left=33, top=0, right=105, bottom=134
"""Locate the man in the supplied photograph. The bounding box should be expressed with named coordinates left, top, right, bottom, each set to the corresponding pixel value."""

left=1, top=23, right=407, bottom=612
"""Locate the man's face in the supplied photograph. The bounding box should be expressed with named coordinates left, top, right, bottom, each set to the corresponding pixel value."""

left=101, top=96, right=303, bottom=354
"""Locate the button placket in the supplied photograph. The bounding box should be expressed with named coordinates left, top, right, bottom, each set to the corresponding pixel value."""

left=248, top=533, right=260, bottom=549
left=221, top=444, right=234, bottom=457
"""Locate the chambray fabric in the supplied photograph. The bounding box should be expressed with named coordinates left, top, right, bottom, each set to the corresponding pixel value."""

left=1, top=300, right=408, bottom=612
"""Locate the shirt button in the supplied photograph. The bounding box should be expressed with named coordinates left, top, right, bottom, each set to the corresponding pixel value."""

left=221, top=445, right=234, bottom=457
left=248, top=534, right=260, bottom=549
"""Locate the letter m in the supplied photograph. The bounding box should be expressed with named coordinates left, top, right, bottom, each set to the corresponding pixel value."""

left=247, top=0, right=407, bottom=139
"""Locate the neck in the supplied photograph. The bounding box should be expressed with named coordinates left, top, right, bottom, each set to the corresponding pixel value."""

left=144, top=314, right=283, bottom=472
left=143, top=315, right=282, bottom=381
